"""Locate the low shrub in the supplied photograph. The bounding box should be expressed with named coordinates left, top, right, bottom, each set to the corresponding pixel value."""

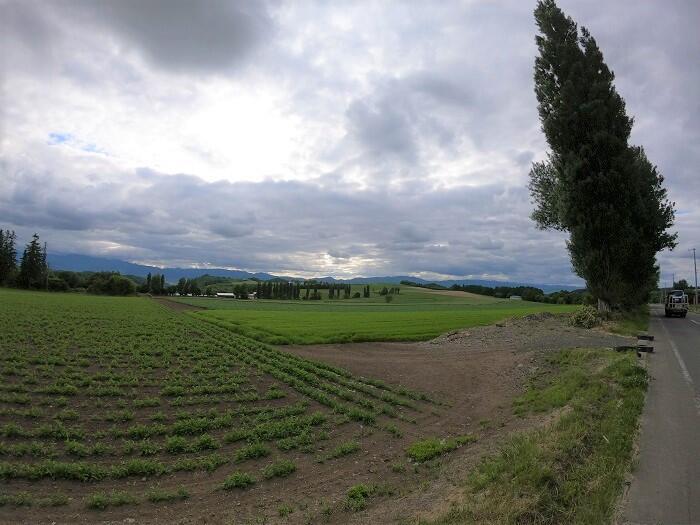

left=569, top=305, right=601, bottom=329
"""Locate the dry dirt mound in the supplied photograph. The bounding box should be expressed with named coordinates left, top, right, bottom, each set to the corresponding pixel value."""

left=423, top=312, right=632, bottom=353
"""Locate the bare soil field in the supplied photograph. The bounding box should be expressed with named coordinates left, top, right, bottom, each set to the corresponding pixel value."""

left=153, top=296, right=205, bottom=313
left=280, top=313, right=633, bottom=524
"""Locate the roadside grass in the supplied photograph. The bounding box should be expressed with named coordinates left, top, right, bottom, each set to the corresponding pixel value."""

left=606, top=306, right=650, bottom=336
left=426, top=348, right=648, bottom=525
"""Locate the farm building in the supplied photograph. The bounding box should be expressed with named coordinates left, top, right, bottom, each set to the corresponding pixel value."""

left=509, top=295, right=523, bottom=300
left=216, top=292, right=237, bottom=299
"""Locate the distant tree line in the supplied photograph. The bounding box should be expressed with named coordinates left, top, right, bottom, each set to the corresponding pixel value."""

left=400, top=280, right=445, bottom=290
left=449, top=284, right=592, bottom=305
left=253, top=281, right=356, bottom=300
left=0, top=229, right=136, bottom=296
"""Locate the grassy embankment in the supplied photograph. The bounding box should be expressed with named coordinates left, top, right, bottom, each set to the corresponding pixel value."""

left=606, top=306, right=650, bottom=337
left=426, top=348, right=648, bottom=525
left=174, top=286, right=579, bottom=345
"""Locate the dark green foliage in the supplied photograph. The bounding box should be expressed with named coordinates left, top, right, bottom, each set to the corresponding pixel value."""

left=86, top=272, right=136, bottom=296
left=141, top=272, right=167, bottom=295
left=17, top=233, right=47, bottom=290
left=0, top=229, right=18, bottom=285
left=528, top=0, right=676, bottom=309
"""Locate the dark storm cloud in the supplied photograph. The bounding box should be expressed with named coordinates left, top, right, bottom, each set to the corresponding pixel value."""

left=81, top=0, right=271, bottom=73
left=1, top=0, right=271, bottom=74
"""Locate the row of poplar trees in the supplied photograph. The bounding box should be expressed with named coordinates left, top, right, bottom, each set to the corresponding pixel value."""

left=255, top=281, right=355, bottom=300
left=529, top=1, right=676, bottom=311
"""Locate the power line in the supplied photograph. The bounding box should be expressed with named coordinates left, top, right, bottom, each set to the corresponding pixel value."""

left=692, top=248, right=698, bottom=307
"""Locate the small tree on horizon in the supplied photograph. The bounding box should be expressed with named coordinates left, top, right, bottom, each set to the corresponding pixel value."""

left=529, top=0, right=676, bottom=311
left=17, top=233, right=47, bottom=289
left=0, top=229, right=18, bottom=285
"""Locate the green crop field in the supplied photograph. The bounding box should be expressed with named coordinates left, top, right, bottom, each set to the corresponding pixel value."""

left=0, top=288, right=434, bottom=518
left=173, top=286, right=578, bottom=344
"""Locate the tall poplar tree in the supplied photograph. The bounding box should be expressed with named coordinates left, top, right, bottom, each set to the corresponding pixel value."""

left=529, top=0, right=676, bottom=310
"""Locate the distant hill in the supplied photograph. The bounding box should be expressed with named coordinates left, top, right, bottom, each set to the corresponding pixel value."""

left=47, top=253, right=278, bottom=283
left=47, top=253, right=580, bottom=293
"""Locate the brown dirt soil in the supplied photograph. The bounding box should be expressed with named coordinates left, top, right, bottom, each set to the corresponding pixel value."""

left=276, top=313, right=634, bottom=524
left=1, top=315, right=633, bottom=525
left=152, top=297, right=205, bottom=313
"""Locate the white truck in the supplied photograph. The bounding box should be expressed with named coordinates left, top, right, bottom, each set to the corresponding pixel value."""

left=665, top=290, right=689, bottom=318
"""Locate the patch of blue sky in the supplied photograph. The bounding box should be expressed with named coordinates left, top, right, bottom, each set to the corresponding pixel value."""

left=47, top=132, right=108, bottom=155
left=48, top=132, right=73, bottom=145
left=82, top=143, right=106, bottom=154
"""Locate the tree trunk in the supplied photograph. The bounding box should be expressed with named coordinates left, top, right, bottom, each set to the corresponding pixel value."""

left=597, top=298, right=611, bottom=314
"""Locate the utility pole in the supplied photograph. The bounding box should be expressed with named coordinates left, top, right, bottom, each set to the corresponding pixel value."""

left=692, top=248, right=698, bottom=306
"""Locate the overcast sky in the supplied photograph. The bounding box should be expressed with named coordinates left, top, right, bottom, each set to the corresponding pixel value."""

left=1, top=1, right=698, bottom=285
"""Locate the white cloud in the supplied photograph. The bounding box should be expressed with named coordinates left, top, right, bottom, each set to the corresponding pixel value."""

left=1, top=0, right=696, bottom=285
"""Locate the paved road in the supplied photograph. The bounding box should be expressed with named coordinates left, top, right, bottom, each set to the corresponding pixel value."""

left=622, top=306, right=700, bottom=525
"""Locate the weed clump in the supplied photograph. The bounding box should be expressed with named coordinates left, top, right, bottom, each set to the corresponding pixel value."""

left=221, top=471, right=255, bottom=490
left=86, top=490, right=138, bottom=510
left=343, top=483, right=393, bottom=512
left=406, top=435, right=476, bottom=462
left=262, top=459, right=296, bottom=479
left=317, top=441, right=360, bottom=463
left=235, top=442, right=270, bottom=462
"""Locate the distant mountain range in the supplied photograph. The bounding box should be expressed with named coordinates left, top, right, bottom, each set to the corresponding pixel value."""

left=47, top=253, right=580, bottom=293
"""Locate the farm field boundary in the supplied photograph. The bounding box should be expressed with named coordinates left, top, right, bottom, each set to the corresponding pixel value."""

left=190, top=303, right=578, bottom=345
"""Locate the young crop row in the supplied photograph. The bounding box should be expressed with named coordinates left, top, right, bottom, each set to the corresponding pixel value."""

left=0, top=289, right=434, bottom=516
